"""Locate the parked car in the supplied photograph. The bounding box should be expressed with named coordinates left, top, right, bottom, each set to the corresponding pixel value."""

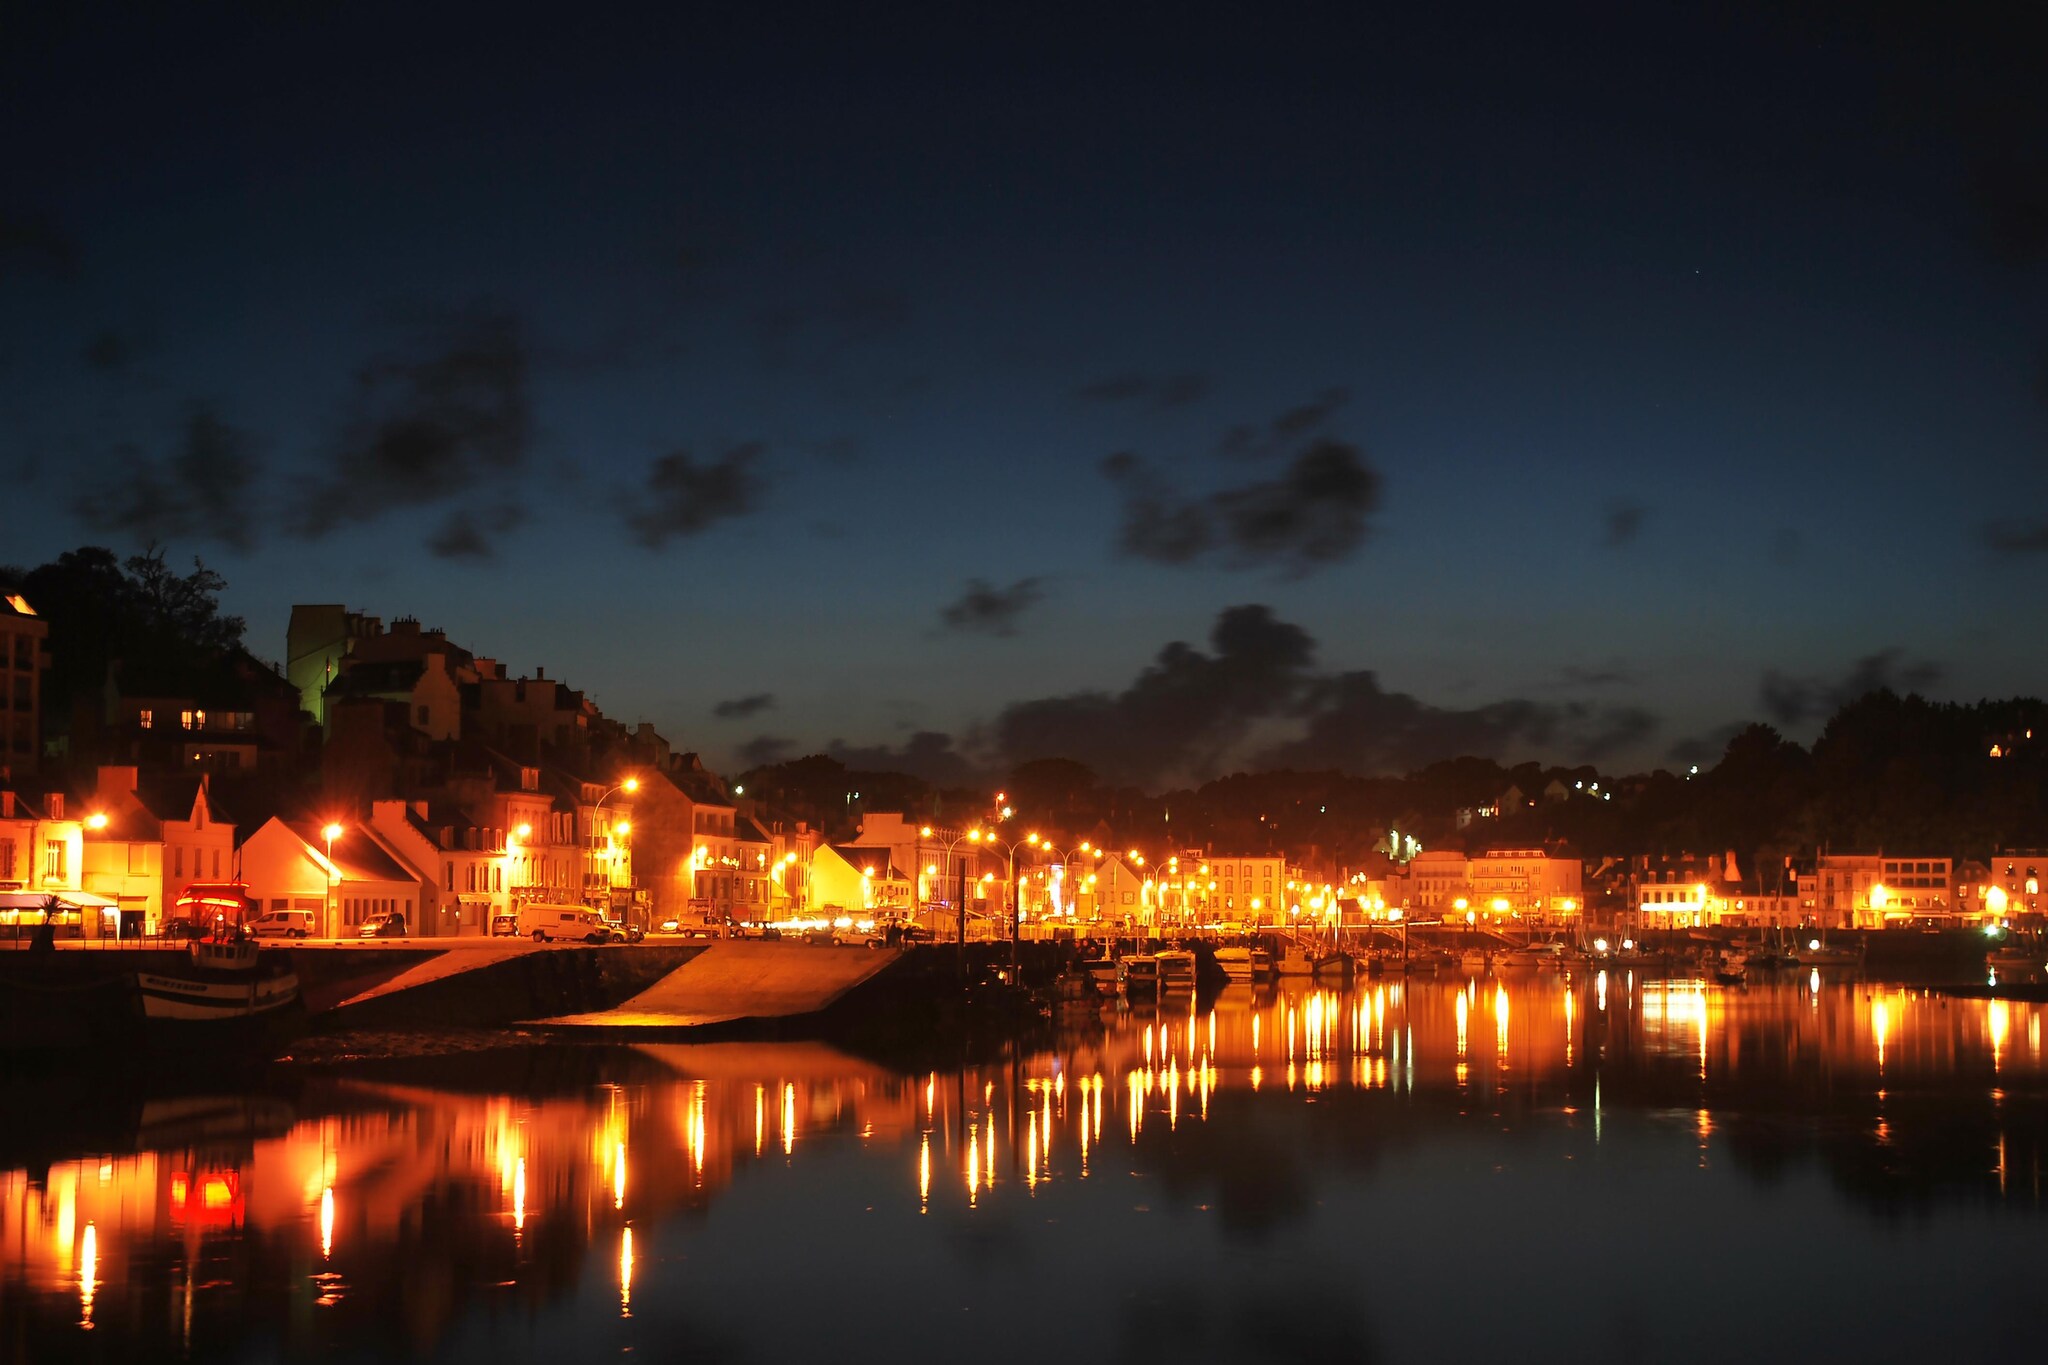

left=249, top=909, right=315, bottom=940
left=489, top=913, right=521, bottom=937
left=604, top=917, right=645, bottom=944
left=357, top=911, right=408, bottom=939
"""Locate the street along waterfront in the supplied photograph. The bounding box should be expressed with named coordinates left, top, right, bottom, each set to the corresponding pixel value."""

left=3, top=971, right=2042, bottom=1363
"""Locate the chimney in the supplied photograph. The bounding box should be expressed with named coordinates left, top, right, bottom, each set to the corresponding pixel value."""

left=2, top=791, right=13, bottom=818
left=535, top=666, right=545, bottom=680
left=47, top=793, right=63, bottom=819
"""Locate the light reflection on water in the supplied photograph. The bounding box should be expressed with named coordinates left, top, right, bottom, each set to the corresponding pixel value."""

left=2, top=973, right=2045, bottom=1363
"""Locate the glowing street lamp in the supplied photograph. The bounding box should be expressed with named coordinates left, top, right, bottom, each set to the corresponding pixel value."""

left=591, top=776, right=639, bottom=925
left=322, top=821, right=345, bottom=937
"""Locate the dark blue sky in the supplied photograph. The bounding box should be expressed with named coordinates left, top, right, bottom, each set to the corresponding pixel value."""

left=4, top=2, right=2044, bottom=786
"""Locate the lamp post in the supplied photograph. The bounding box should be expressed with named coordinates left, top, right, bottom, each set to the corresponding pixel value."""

left=966, top=829, right=1030, bottom=960
left=921, top=826, right=983, bottom=945
left=591, top=777, right=639, bottom=926
left=322, top=822, right=344, bottom=939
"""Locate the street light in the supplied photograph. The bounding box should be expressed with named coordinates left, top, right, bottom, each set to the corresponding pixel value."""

left=970, top=828, right=1032, bottom=957
left=591, top=777, right=639, bottom=925
left=922, top=825, right=983, bottom=944
left=322, top=821, right=345, bottom=937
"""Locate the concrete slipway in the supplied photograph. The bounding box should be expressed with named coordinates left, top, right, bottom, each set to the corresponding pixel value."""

left=537, top=941, right=903, bottom=1030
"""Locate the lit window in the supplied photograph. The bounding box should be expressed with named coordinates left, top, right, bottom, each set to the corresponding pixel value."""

left=139, top=709, right=154, bottom=729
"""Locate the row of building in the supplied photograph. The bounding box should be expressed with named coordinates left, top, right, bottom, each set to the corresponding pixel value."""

left=4, top=594, right=2042, bottom=938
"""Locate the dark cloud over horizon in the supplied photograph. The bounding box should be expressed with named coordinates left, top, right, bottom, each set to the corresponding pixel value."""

left=76, top=405, right=262, bottom=553
left=1602, top=501, right=1647, bottom=547
left=993, top=604, right=1317, bottom=786
left=713, top=692, right=776, bottom=719
left=827, top=730, right=979, bottom=787
left=0, top=209, right=77, bottom=281
left=1981, top=520, right=2048, bottom=556
left=427, top=503, right=525, bottom=560
left=938, top=576, right=1044, bottom=637
left=1257, top=670, right=1658, bottom=775
left=291, top=307, right=530, bottom=540
left=1103, top=436, right=1382, bottom=577
left=625, top=441, right=766, bottom=547
left=1759, top=648, right=1945, bottom=727
left=1077, top=371, right=1213, bottom=410
left=1218, top=388, right=1347, bottom=460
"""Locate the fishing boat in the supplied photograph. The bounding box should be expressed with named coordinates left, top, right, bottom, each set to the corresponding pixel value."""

left=1213, top=945, right=1257, bottom=984
left=1155, top=948, right=1197, bottom=995
left=136, top=884, right=302, bottom=1028
left=1120, top=954, right=1161, bottom=998
left=1504, top=942, right=1569, bottom=971
left=1707, top=951, right=1748, bottom=986
left=1080, top=951, right=1123, bottom=992
left=1273, top=942, right=1319, bottom=977
left=1311, top=950, right=1355, bottom=983
left=1793, top=935, right=1862, bottom=968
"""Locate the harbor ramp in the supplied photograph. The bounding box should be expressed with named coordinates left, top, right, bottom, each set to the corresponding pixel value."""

left=538, top=941, right=902, bottom=1030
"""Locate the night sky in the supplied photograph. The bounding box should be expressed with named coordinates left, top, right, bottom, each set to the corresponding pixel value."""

left=4, top=2, right=2044, bottom=787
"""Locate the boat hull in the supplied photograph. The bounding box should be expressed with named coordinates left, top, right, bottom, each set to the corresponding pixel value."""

left=136, top=969, right=301, bottom=1022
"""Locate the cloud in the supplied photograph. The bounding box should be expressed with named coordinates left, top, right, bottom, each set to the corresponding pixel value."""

left=713, top=693, right=776, bottom=719
left=1218, top=388, right=1348, bottom=460
left=293, top=307, right=530, bottom=537
left=938, top=577, right=1044, bottom=637
left=826, top=730, right=979, bottom=786
left=1666, top=722, right=1747, bottom=769
left=82, top=329, right=143, bottom=373
left=1547, top=662, right=1635, bottom=689
left=0, top=210, right=77, bottom=281
left=1256, top=671, right=1660, bottom=774
left=624, top=441, right=766, bottom=547
left=1101, top=452, right=1215, bottom=563
left=1602, top=501, right=1647, bottom=547
left=1211, top=440, right=1381, bottom=571
left=993, top=604, right=1318, bottom=785
left=1980, top=520, right=2048, bottom=555
left=75, top=405, right=263, bottom=552
left=1077, top=371, right=1213, bottom=409
left=753, top=285, right=911, bottom=367
left=1103, top=438, right=1382, bottom=576
left=427, top=504, right=525, bottom=560
left=735, top=735, right=793, bottom=768
left=1759, top=648, right=1944, bottom=727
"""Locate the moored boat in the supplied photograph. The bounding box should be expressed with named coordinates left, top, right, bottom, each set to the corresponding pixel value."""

left=1708, top=951, right=1748, bottom=986
left=1120, top=954, right=1161, bottom=998
left=1155, top=948, right=1197, bottom=994
left=1213, top=945, right=1256, bottom=983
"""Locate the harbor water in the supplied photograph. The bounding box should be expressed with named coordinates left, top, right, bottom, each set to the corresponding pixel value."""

left=3, top=968, right=2043, bottom=1363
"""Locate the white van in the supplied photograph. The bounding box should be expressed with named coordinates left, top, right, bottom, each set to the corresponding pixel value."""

left=518, top=902, right=611, bottom=943
left=249, top=909, right=315, bottom=939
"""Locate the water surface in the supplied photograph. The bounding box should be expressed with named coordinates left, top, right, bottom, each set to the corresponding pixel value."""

left=5, top=970, right=2043, bottom=1363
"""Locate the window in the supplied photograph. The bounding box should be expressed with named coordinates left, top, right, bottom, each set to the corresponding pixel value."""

left=418, top=705, right=430, bottom=725
left=139, top=708, right=154, bottom=729
left=212, top=849, right=221, bottom=877
left=0, top=839, right=13, bottom=881
left=174, top=846, right=185, bottom=878
left=43, top=839, right=65, bottom=882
